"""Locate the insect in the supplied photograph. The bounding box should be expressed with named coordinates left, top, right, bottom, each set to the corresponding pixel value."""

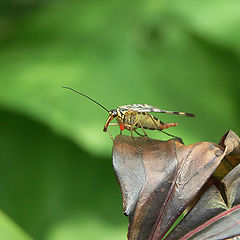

left=63, top=87, right=195, bottom=140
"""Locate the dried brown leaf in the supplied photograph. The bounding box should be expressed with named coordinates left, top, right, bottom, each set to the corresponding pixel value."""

left=112, top=130, right=240, bottom=239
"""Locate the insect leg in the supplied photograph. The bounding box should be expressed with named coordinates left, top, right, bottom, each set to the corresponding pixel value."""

left=138, top=121, right=149, bottom=138
left=133, top=115, right=157, bottom=145
left=129, top=123, right=142, bottom=152
left=139, top=115, right=170, bottom=140
left=134, top=129, right=145, bottom=137
left=108, top=123, right=119, bottom=126
left=137, top=115, right=153, bottom=138
left=131, top=115, right=152, bottom=141
left=138, top=120, right=161, bottom=149
left=108, top=122, right=123, bottom=135
left=107, top=128, right=114, bottom=141
left=130, top=123, right=137, bottom=138
left=161, top=130, right=179, bottom=138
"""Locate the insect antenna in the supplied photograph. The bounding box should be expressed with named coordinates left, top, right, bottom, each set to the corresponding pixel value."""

left=62, top=86, right=109, bottom=112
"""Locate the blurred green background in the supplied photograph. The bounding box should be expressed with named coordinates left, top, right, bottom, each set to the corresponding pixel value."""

left=0, top=0, right=239, bottom=239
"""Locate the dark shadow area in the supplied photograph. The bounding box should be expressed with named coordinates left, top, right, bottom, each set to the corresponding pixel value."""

left=0, top=108, right=125, bottom=239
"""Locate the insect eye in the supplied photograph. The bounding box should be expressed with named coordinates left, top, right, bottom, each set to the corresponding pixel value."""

left=109, top=109, right=118, bottom=117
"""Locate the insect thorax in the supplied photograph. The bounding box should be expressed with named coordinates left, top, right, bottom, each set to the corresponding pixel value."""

left=116, top=108, right=124, bottom=119
left=116, top=108, right=139, bottom=127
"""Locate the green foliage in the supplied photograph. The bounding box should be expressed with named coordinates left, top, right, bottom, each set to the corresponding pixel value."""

left=0, top=210, right=32, bottom=240
left=0, top=0, right=239, bottom=239
left=0, top=109, right=127, bottom=239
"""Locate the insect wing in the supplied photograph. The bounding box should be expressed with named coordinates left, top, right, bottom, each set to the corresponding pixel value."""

left=119, top=104, right=163, bottom=112
left=119, top=104, right=195, bottom=117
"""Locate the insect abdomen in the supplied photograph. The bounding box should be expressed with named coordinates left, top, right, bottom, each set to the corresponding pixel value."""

left=137, top=113, right=177, bottom=130
left=136, top=113, right=160, bottom=130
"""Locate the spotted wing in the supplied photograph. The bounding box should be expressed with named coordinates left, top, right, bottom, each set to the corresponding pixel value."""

left=119, top=104, right=195, bottom=117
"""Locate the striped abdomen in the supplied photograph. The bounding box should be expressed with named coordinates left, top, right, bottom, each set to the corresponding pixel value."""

left=118, top=111, right=177, bottom=131
left=136, top=113, right=177, bottom=130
